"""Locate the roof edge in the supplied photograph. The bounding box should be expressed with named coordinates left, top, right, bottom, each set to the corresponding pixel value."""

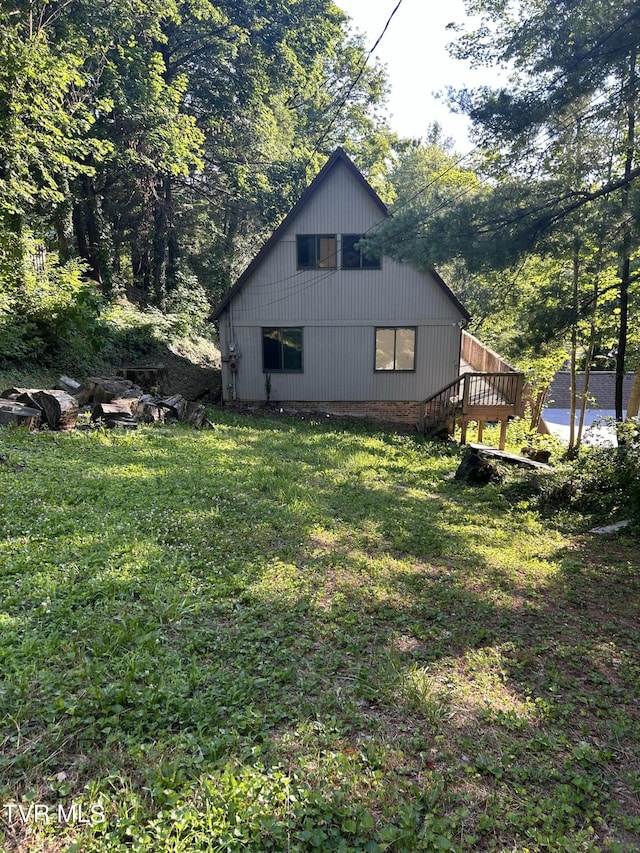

left=429, top=267, right=471, bottom=323
left=209, top=148, right=388, bottom=321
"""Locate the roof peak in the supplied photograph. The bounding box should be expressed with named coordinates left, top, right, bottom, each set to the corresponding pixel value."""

left=209, top=148, right=388, bottom=320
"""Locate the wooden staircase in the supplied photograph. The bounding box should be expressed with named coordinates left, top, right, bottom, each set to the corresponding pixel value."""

left=419, top=370, right=524, bottom=450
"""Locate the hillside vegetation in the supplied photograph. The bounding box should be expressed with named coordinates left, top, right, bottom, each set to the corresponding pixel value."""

left=0, top=414, right=638, bottom=852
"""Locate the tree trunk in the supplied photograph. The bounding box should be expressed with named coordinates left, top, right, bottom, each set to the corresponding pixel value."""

left=616, top=48, right=636, bottom=425
left=72, top=176, right=113, bottom=293
left=0, top=399, right=41, bottom=429
left=76, top=376, right=143, bottom=406
left=131, top=244, right=151, bottom=295
left=32, top=390, right=79, bottom=430
left=53, top=174, right=75, bottom=261
left=568, top=238, right=579, bottom=449
left=152, top=187, right=168, bottom=308
left=166, top=176, right=180, bottom=291
left=627, top=367, right=640, bottom=419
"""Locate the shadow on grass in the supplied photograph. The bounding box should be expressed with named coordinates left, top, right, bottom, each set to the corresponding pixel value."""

left=0, top=413, right=638, bottom=852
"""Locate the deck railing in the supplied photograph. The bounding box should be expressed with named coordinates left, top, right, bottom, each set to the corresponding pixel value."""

left=419, top=371, right=524, bottom=446
left=418, top=377, right=464, bottom=435
left=462, top=371, right=523, bottom=408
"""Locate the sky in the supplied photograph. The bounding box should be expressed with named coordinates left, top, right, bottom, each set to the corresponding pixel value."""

left=336, top=0, right=502, bottom=151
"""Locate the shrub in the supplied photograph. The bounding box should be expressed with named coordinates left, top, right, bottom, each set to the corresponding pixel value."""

left=0, top=248, right=107, bottom=370
left=537, top=421, right=640, bottom=523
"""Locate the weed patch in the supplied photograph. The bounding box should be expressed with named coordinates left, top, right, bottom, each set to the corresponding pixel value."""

left=0, top=414, right=638, bottom=851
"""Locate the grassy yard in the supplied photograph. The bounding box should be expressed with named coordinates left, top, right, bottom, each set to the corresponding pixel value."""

left=0, top=413, right=638, bottom=852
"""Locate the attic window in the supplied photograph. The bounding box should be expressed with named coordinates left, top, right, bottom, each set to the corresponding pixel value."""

left=297, top=235, right=336, bottom=269
left=375, top=327, right=416, bottom=371
left=342, top=234, right=381, bottom=269
left=262, top=327, right=303, bottom=372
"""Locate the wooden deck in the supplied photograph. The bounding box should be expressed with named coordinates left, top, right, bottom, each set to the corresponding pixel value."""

left=419, top=370, right=525, bottom=450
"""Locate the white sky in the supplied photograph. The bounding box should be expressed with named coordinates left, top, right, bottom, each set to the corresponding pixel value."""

left=337, top=0, right=501, bottom=151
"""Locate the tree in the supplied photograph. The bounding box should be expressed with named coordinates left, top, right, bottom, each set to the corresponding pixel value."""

left=447, top=0, right=640, bottom=422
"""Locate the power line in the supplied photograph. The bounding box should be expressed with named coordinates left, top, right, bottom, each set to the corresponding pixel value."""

left=305, top=0, right=405, bottom=164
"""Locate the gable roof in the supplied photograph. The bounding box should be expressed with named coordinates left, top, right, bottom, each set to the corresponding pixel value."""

left=209, top=147, right=470, bottom=322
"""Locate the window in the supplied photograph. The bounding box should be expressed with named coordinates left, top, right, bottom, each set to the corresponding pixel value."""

left=297, top=235, right=336, bottom=269
left=262, top=327, right=303, bottom=372
left=375, top=327, right=416, bottom=371
left=342, top=234, right=381, bottom=269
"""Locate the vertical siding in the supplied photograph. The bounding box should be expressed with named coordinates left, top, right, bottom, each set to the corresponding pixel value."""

left=228, top=162, right=462, bottom=326
left=227, top=323, right=461, bottom=402
left=219, top=159, right=466, bottom=403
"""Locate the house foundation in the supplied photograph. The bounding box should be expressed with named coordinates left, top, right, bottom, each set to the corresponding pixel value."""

left=225, top=400, right=423, bottom=427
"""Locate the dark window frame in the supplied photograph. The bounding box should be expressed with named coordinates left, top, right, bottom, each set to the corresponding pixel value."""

left=374, top=327, right=416, bottom=372
left=341, top=234, right=381, bottom=270
left=296, top=234, right=337, bottom=269
left=262, top=327, right=304, bottom=373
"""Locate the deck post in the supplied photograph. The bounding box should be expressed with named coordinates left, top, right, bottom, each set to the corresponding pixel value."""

left=460, top=417, right=468, bottom=445
left=499, top=418, right=508, bottom=450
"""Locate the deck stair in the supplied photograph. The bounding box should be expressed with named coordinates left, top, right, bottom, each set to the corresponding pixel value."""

left=419, top=370, right=524, bottom=450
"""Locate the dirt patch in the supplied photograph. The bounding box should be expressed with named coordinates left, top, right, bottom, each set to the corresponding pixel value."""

left=162, top=349, right=222, bottom=403
left=106, top=338, right=223, bottom=405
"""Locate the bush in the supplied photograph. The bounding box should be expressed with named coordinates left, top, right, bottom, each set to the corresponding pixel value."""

left=537, top=421, right=640, bottom=523
left=0, top=249, right=108, bottom=370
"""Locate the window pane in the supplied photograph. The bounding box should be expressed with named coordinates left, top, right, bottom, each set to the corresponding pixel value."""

left=263, top=328, right=282, bottom=370
left=282, top=328, right=303, bottom=370
left=361, top=245, right=381, bottom=269
left=342, top=234, right=360, bottom=269
left=297, top=235, right=315, bottom=268
left=375, top=328, right=396, bottom=370
left=318, top=236, right=336, bottom=268
left=395, top=328, right=415, bottom=370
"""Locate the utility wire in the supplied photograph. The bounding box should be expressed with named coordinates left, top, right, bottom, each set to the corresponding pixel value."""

left=305, top=0, right=405, bottom=164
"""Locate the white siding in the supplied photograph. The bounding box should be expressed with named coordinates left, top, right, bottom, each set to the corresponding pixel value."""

left=218, top=158, right=465, bottom=403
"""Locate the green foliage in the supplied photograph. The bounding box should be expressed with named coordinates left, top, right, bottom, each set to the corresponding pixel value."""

left=0, top=11, right=101, bottom=216
left=0, top=240, right=107, bottom=369
left=163, top=269, right=211, bottom=338
left=538, top=421, right=640, bottom=522
left=0, top=415, right=638, bottom=851
left=0, top=0, right=397, bottom=313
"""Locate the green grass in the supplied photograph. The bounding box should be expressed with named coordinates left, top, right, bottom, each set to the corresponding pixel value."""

left=0, top=413, right=638, bottom=852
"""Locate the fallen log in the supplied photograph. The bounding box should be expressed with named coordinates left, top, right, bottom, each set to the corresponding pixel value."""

left=10, top=390, right=41, bottom=411
left=454, top=447, right=499, bottom=486
left=182, top=400, right=207, bottom=428
left=468, top=443, right=553, bottom=471
left=76, top=376, right=143, bottom=406
left=112, top=396, right=142, bottom=416
left=140, top=400, right=165, bottom=423
left=91, top=401, right=135, bottom=421
left=105, top=416, right=138, bottom=430
left=1, top=387, right=39, bottom=401
left=158, top=393, right=187, bottom=421
left=32, top=390, right=79, bottom=430
left=56, top=375, right=82, bottom=395
left=0, top=398, right=42, bottom=430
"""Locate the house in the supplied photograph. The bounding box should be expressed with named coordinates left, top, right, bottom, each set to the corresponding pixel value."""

left=210, top=147, right=522, bottom=439
left=211, top=148, right=471, bottom=426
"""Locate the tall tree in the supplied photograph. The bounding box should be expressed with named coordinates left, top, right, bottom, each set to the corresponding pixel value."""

left=447, top=0, right=640, bottom=421
left=1, top=0, right=395, bottom=311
